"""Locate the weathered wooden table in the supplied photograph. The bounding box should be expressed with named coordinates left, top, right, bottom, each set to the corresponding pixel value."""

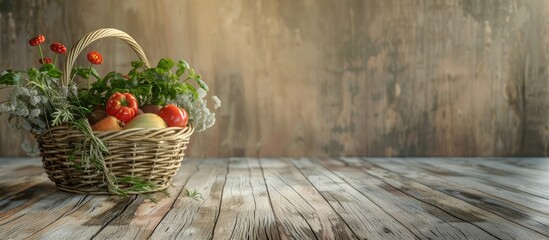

left=0, top=157, right=547, bottom=239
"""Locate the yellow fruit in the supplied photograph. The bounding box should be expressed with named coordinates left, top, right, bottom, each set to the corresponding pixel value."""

left=91, top=116, right=123, bottom=131
left=123, top=113, right=167, bottom=129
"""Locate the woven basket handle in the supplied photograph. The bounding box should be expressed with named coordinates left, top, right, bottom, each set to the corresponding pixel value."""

left=61, top=28, right=151, bottom=86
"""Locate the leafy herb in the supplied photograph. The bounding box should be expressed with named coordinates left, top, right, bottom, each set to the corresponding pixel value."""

left=75, top=58, right=209, bottom=109
left=184, top=188, right=203, bottom=201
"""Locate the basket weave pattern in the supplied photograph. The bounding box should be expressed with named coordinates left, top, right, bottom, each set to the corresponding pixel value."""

left=36, top=28, right=194, bottom=194
left=38, top=125, right=193, bottom=194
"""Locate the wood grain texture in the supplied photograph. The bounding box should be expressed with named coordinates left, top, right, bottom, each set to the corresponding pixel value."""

left=260, top=158, right=359, bottom=239
left=355, top=157, right=549, bottom=239
left=1, top=157, right=549, bottom=239
left=309, top=158, right=497, bottom=240
left=212, top=158, right=280, bottom=240
left=2, top=0, right=549, bottom=157
left=291, top=158, right=424, bottom=239
left=41, top=159, right=201, bottom=240
left=149, top=158, right=229, bottom=240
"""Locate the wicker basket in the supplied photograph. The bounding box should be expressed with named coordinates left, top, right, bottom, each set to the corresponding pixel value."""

left=36, top=28, right=194, bottom=194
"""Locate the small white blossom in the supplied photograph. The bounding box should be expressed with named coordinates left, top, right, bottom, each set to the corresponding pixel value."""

left=0, top=104, right=10, bottom=112
left=21, top=139, right=40, bottom=157
left=212, top=96, right=221, bottom=109
left=198, top=88, right=207, bottom=98
left=30, top=96, right=41, bottom=105
left=15, top=108, right=29, bottom=116
left=30, top=108, right=40, bottom=117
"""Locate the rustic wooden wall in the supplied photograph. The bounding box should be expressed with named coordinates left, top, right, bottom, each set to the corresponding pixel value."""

left=1, top=0, right=548, bottom=157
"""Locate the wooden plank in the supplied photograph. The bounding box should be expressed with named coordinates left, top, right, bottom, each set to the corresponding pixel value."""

left=348, top=158, right=549, bottom=239
left=0, top=161, right=57, bottom=222
left=25, top=158, right=201, bottom=240
left=389, top=158, right=549, bottom=215
left=149, top=158, right=229, bottom=239
left=0, top=165, right=49, bottom=202
left=211, top=158, right=280, bottom=240
left=260, top=158, right=359, bottom=240
left=469, top=158, right=549, bottom=180
left=0, top=191, right=88, bottom=239
left=306, top=157, right=497, bottom=240
left=0, top=182, right=57, bottom=222
left=368, top=158, right=549, bottom=230
left=410, top=157, right=549, bottom=197
left=496, top=158, right=549, bottom=172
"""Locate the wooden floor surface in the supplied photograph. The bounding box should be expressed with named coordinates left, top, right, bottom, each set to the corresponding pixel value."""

left=0, top=157, right=548, bottom=240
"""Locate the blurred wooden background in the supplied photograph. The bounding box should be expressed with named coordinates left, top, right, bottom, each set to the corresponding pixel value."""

left=1, top=0, right=548, bottom=157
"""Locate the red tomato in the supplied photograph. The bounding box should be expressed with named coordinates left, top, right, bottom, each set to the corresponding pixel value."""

left=158, top=104, right=189, bottom=127
left=105, top=92, right=139, bottom=123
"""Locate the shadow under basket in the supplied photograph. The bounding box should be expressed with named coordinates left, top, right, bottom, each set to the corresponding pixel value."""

left=37, top=124, right=194, bottom=194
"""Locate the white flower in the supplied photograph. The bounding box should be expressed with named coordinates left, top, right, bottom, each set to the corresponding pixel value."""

left=0, top=104, right=10, bottom=112
left=212, top=96, right=221, bottom=109
left=20, top=87, right=29, bottom=95
left=198, top=88, right=207, bottom=98
left=30, top=96, right=41, bottom=105
left=21, top=139, right=40, bottom=157
left=30, top=108, right=41, bottom=117
left=15, top=108, right=29, bottom=116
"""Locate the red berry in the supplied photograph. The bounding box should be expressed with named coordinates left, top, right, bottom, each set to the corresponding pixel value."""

left=39, top=58, right=52, bottom=65
left=50, top=42, right=66, bottom=54
left=29, top=35, right=45, bottom=46
left=87, top=51, right=103, bottom=65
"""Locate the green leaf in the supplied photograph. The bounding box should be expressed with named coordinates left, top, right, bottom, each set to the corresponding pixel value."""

left=143, top=68, right=160, bottom=80
left=90, top=67, right=100, bottom=80
left=0, top=70, right=21, bottom=85
left=176, top=60, right=188, bottom=77
left=131, top=85, right=152, bottom=98
left=195, top=78, right=209, bottom=91
left=27, top=68, right=39, bottom=79
left=47, top=69, right=63, bottom=78
left=39, top=63, right=55, bottom=71
left=157, top=58, right=175, bottom=71
left=131, top=60, right=145, bottom=69
left=72, top=66, right=89, bottom=79
left=173, top=82, right=188, bottom=93
left=185, top=83, right=199, bottom=101
left=180, top=60, right=190, bottom=70
left=110, top=88, right=130, bottom=94
left=155, top=68, right=167, bottom=76
left=110, top=78, right=129, bottom=89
